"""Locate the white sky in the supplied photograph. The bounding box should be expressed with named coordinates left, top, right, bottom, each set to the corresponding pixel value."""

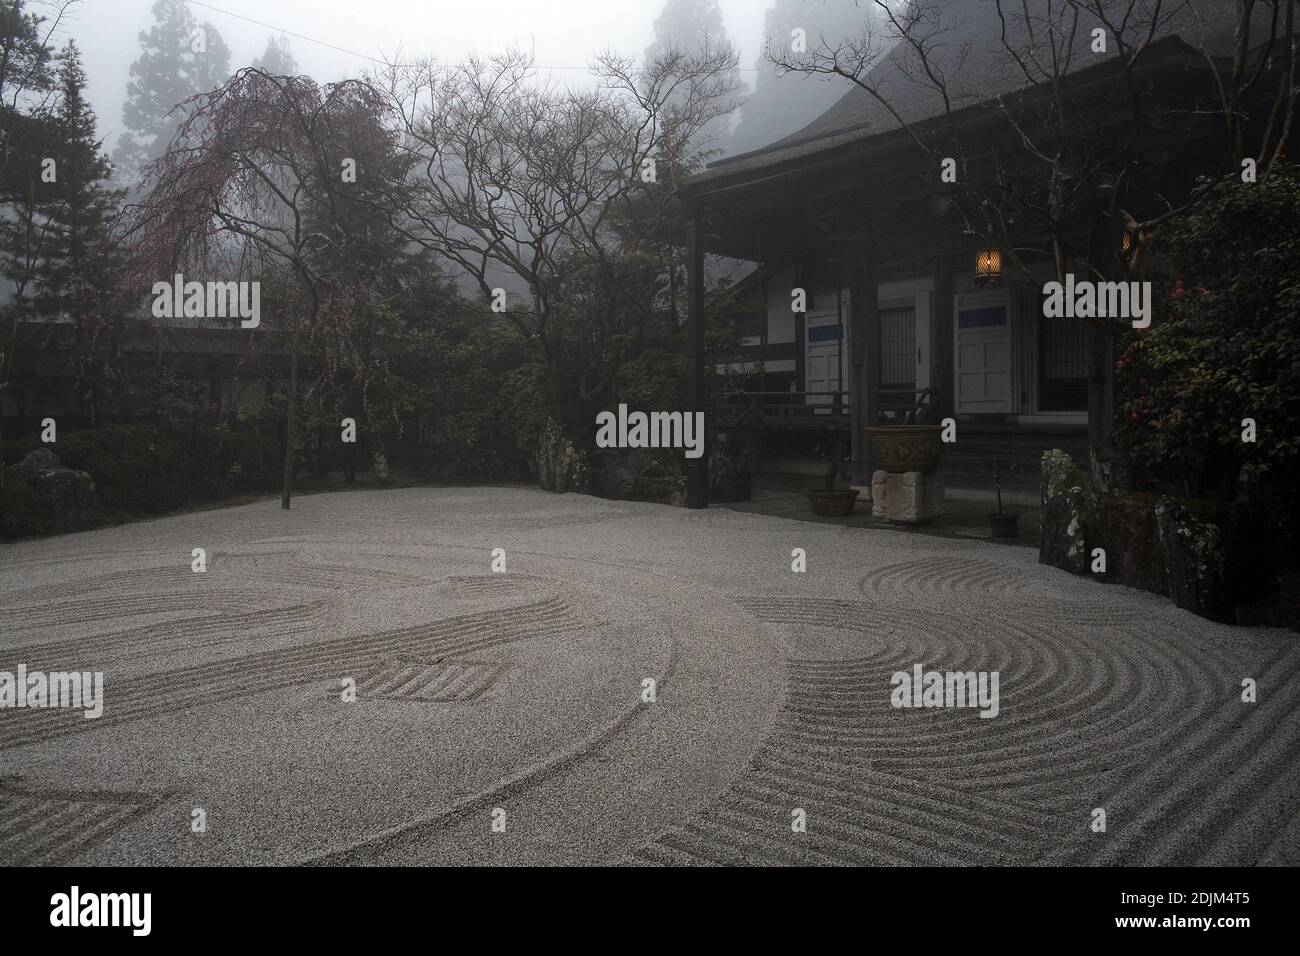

left=54, top=0, right=780, bottom=146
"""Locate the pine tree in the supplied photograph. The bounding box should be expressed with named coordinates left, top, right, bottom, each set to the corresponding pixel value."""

left=1, top=0, right=58, bottom=285
left=0, top=0, right=56, bottom=191
left=1, top=0, right=58, bottom=466
left=112, top=0, right=231, bottom=185
left=35, top=41, right=123, bottom=417
left=251, top=35, right=297, bottom=75
left=644, top=0, right=740, bottom=154
left=2, top=16, right=121, bottom=462
left=1, top=0, right=59, bottom=330
left=38, top=41, right=120, bottom=315
left=731, top=0, right=874, bottom=153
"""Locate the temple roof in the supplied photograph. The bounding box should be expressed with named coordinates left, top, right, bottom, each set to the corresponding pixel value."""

left=690, top=0, right=1256, bottom=191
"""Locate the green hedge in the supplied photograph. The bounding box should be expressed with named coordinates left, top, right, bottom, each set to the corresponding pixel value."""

left=2, top=475, right=69, bottom=537
left=2, top=425, right=281, bottom=535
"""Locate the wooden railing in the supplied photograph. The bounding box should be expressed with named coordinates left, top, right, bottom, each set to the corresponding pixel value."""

left=716, top=390, right=852, bottom=429
left=719, top=387, right=942, bottom=429
left=876, top=386, right=942, bottom=425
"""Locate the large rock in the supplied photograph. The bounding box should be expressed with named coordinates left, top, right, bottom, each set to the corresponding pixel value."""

left=1039, top=447, right=1261, bottom=624
left=1155, top=498, right=1234, bottom=623
left=536, top=419, right=589, bottom=494
left=372, top=451, right=392, bottom=485
left=1098, top=494, right=1167, bottom=594
left=12, top=447, right=61, bottom=475
left=591, top=449, right=660, bottom=499
left=2, top=449, right=101, bottom=537
left=1038, top=449, right=1098, bottom=575
left=619, top=476, right=687, bottom=506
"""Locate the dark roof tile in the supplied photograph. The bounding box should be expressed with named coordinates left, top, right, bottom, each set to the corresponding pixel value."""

left=699, top=0, right=1252, bottom=183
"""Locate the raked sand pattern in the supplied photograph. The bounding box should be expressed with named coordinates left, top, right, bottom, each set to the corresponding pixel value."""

left=0, top=486, right=1296, bottom=866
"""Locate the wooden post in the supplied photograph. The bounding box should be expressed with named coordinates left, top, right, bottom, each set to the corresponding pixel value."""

left=836, top=280, right=844, bottom=420
left=758, top=230, right=767, bottom=393
left=934, top=256, right=953, bottom=419
left=756, top=231, right=768, bottom=473
left=686, top=206, right=708, bottom=509
left=849, top=251, right=867, bottom=484
left=862, top=256, right=881, bottom=479
left=1086, top=324, right=1114, bottom=474
left=281, top=313, right=300, bottom=510
left=793, top=260, right=806, bottom=406
left=1087, top=212, right=1117, bottom=478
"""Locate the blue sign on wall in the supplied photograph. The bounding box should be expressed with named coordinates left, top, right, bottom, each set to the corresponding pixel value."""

left=958, top=306, right=1007, bottom=329
left=808, top=324, right=842, bottom=343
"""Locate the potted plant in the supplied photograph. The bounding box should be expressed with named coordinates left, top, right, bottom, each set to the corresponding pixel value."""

left=807, top=436, right=859, bottom=516
left=988, top=467, right=1019, bottom=538
left=863, top=423, right=947, bottom=473
left=708, top=447, right=752, bottom=502
left=862, top=390, right=946, bottom=473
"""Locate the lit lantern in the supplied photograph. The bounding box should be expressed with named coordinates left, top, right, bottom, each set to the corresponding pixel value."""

left=975, top=248, right=1002, bottom=285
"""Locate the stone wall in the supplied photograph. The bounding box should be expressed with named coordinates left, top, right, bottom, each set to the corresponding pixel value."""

left=1038, top=449, right=1274, bottom=624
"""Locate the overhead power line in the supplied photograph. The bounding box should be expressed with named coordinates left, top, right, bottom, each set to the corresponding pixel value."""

left=186, top=0, right=786, bottom=74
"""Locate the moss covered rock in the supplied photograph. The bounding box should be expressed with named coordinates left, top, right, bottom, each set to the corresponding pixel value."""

left=536, top=419, right=589, bottom=493
left=2, top=449, right=102, bottom=538
left=1098, top=494, right=1167, bottom=594
left=1155, top=498, right=1234, bottom=623
left=1039, top=449, right=1099, bottom=575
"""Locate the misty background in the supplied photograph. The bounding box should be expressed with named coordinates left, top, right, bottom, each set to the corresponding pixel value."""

left=1, top=0, right=901, bottom=524
left=59, top=0, right=876, bottom=165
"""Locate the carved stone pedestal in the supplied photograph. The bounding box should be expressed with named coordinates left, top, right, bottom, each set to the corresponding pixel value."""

left=871, top=469, right=944, bottom=523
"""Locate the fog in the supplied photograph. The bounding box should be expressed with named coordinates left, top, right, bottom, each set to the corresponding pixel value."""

left=54, top=0, right=843, bottom=157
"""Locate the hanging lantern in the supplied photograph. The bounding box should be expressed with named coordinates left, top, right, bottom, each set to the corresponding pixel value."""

left=975, top=248, right=1002, bottom=285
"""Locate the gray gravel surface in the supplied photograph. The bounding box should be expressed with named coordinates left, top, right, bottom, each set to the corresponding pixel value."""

left=1, top=487, right=1296, bottom=865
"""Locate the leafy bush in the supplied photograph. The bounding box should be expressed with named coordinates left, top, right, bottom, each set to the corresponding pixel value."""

left=1114, top=167, right=1300, bottom=492
left=1, top=474, right=58, bottom=537
left=2, top=424, right=280, bottom=530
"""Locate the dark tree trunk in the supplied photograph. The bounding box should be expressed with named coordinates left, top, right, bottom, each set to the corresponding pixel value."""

left=1086, top=213, right=1118, bottom=486
left=281, top=320, right=300, bottom=509
left=686, top=207, right=708, bottom=508
left=1086, top=323, right=1115, bottom=480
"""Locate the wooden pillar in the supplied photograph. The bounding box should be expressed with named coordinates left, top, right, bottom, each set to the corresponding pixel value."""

left=1087, top=213, right=1117, bottom=475
left=757, top=230, right=767, bottom=393
left=756, top=232, right=768, bottom=472
left=849, top=251, right=867, bottom=484
left=1086, top=324, right=1114, bottom=471
left=835, top=282, right=845, bottom=421
left=933, top=256, right=953, bottom=419
left=862, top=253, right=881, bottom=479
left=686, top=206, right=708, bottom=509
left=794, top=257, right=806, bottom=401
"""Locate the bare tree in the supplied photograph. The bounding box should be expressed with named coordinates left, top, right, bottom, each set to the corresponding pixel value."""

left=768, top=0, right=1295, bottom=299
left=767, top=0, right=1296, bottom=470
left=122, top=68, right=401, bottom=508
left=373, top=46, right=738, bottom=456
